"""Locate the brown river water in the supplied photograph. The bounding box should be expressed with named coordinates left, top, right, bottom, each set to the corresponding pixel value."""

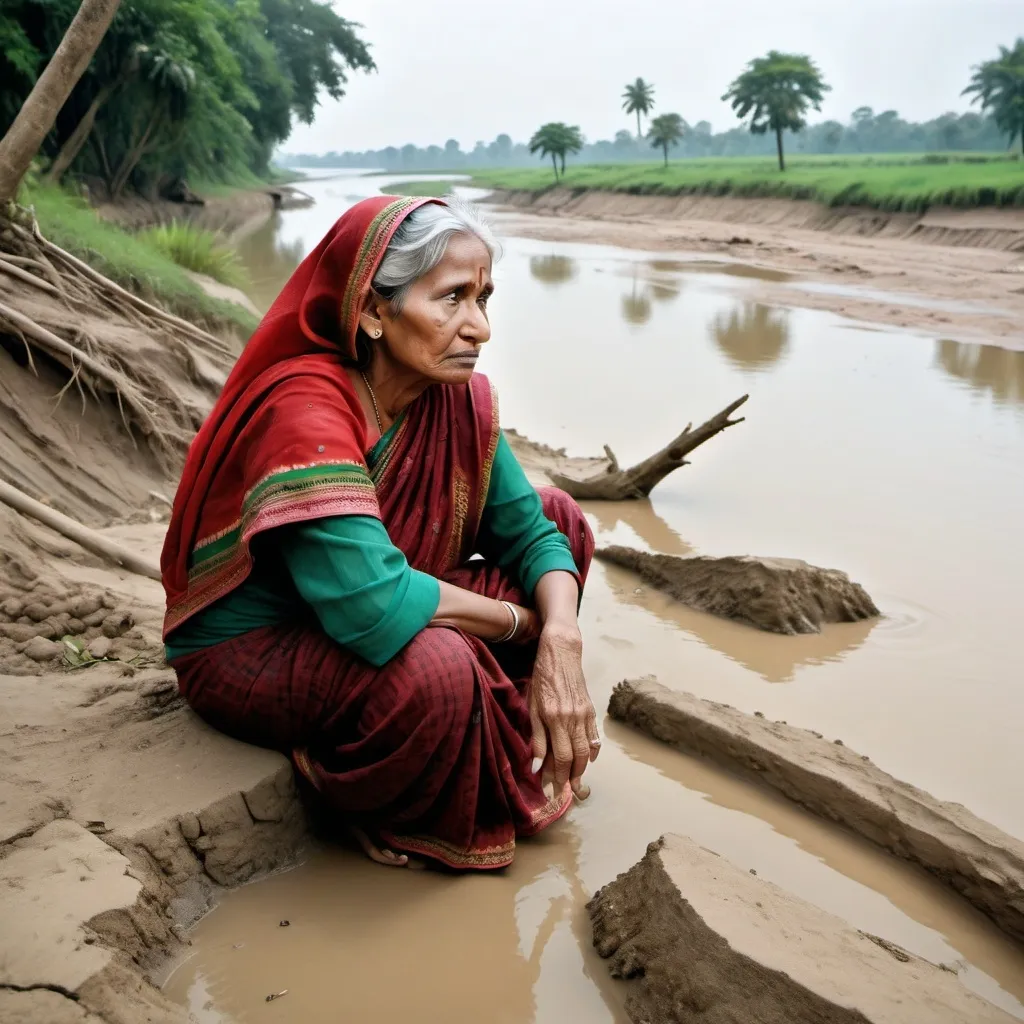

left=164, top=172, right=1024, bottom=1021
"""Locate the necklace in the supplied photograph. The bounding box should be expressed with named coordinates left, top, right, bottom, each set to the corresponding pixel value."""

left=359, top=370, right=383, bottom=434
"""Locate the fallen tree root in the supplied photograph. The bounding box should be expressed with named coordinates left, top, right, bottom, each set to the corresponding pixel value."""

left=0, top=477, right=161, bottom=581
left=548, top=395, right=748, bottom=500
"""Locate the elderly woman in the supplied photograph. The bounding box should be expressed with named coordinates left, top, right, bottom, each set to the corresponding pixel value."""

left=161, top=195, right=598, bottom=870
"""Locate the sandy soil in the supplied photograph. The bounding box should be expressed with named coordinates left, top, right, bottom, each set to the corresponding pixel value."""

left=486, top=190, right=1024, bottom=349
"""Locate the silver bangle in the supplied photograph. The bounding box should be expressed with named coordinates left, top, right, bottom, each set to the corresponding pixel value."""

left=494, top=601, right=519, bottom=643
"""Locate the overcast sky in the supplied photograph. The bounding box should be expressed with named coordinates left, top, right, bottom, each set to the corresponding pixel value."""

left=284, top=0, right=1019, bottom=153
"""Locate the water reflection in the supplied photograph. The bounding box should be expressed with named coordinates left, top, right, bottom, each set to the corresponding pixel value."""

left=602, top=560, right=877, bottom=683
left=711, top=302, right=791, bottom=372
left=934, top=340, right=1024, bottom=407
left=648, top=258, right=792, bottom=284
left=529, top=255, right=578, bottom=287
left=620, top=271, right=652, bottom=326
left=586, top=500, right=694, bottom=557
left=235, top=215, right=305, bottom=312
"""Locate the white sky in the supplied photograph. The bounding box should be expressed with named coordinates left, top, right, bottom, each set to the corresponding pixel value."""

left=284, top=0, right=1020, bottom=153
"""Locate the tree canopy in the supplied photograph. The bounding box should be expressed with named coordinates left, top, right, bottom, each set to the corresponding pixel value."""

left=0, top=0, right=374, bottom=196
left=622, top=77, right=655, bottom=138
left=963, top=38, right=1024, bottom=155
left=648, top=112, right=687, bottom=166
left=722, top=51, right=829, bottom=170
left=528, top=122, right=583, bottom=179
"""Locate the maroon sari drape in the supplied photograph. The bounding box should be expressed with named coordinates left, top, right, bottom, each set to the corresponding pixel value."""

left=172, top=376, right=594, bottom=869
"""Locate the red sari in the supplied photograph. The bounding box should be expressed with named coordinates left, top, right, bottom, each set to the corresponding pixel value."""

left=162, top=196, right=594, bottom=868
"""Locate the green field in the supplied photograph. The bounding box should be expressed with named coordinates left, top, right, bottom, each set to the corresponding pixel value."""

left=468, top=153, right=1024, bottom=212
left=21, top=183, right=258, bottom=334
left=385, top=179, right=465, bottom=197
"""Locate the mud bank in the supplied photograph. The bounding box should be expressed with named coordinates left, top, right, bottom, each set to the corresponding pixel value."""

left=484, top=193, right=1024, bottom=348
left=490, top=188, right=1024, bottom=253
left=0, top=611, right=307, bottom=1023
left=608, top=677, right=1024, bottom=943
left=94, top=183, right=311, bottom=243
left=590, top=834, right=1014, bottom=1024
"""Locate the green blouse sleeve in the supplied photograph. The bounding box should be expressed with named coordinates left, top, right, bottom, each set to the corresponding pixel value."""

left=280, top=516, right=440, bottom=668
left=477, top=433, right=579, bottom=596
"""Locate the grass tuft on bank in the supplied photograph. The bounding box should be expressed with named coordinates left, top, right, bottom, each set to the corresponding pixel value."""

left=20, top=183, right=258, bottom=334
left=137, top=222, right=250, bottom=290
left=470, top=153, right=1024, bottom=212
left=383, top=179, right=466, bottom=197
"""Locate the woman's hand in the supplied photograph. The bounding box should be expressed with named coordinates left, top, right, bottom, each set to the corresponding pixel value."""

left=528, top=624, right=598, bottom=801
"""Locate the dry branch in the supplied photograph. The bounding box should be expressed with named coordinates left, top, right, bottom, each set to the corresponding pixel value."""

left=549, top=394, right=748, bottom=500
left=0, top=477, right=161, bottom=580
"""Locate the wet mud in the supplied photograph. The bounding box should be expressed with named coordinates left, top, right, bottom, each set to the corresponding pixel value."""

left=596, top=546, right=879, bottom=634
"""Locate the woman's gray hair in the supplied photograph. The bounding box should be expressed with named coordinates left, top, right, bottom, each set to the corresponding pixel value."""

left=371, top=195, right=500, bottom=315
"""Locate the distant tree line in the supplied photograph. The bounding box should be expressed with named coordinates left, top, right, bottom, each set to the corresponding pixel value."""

left=282, top=39, right=1024, bottom=175
left=280, top=107, right=1010, bottom=171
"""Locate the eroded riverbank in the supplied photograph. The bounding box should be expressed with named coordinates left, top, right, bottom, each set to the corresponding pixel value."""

left=3, top=170, right=1024, bottom=1023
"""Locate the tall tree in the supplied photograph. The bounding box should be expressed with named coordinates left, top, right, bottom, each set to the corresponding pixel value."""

left=0, top=0, right=122, bottom=202
left=529, top=122, right=567, bottom=180
left=622, top=77, right=655, bottom=138
left=722, top=51, right=829, bottom=171
left=648, top=112, right=687, bottom=166
left=963, top=38, right=1024, bottom=156
left=559, top=124, right=583, bottom=174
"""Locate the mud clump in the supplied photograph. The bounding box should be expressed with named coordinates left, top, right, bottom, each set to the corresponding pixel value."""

left=589, top=834, right=1015, bottom=1023
left=597, top=546, right=879, bottom=634
left=0, top=578, right=145, bottom=675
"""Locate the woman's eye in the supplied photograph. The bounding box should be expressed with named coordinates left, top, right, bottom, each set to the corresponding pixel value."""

left=477, top=294, right=490, bottom=308
left=444, top=290, right=460, bottom=304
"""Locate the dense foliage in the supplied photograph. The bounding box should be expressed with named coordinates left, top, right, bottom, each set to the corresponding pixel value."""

left=964, top=38, right=1024, bottom=156
left=722, top=51, right=830, bottom=170
left=0, top=0, right=373, bottom=197
left=622, top=77, right=655, bottom=139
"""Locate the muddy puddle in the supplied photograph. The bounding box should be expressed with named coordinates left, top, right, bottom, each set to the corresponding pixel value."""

left=164, top=172, right=1024, bottom=1021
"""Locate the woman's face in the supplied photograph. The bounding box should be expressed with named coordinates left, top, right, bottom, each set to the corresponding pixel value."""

left=361, top=232, right=493, bottom=385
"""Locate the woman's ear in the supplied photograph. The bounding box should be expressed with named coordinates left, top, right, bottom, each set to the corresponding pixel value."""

left=359, top=294, right=384, bottom=339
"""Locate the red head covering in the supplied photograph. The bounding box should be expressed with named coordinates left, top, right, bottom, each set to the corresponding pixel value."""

left=161, top=194, right=442, bottom=637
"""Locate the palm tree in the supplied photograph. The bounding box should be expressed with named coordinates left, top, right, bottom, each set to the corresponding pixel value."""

left=722, top=51, right=829, bottom=171
left=529, top=122, right=582, bottom=180
left=622, top=78, right=655, bottom=138
left=559, top=124, right=583, bottom=175
left=647, top=113, right=687, bottom=167
left=529, top=123, right=565, bottom=180
left=963, top=39, right=1024, bottom=156
left=0, top=0, right=123, bottom=202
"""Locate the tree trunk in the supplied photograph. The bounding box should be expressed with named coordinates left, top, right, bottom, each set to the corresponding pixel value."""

left=109, top=106, right=160, bottom=199
left=44, top=80, right=114, bottom=183
left=560, top=152, right=566, bottom=175
left=550, top=152, right=558, bottom=180
left=636, top=110, right=642, bottom=139
left=663, top=142, right=668, bottom=167
left=547, top=395, right=748, bottom=500
left=0, top=0, right=123, bottom=203
left=775, top=126, right=785, bottom=172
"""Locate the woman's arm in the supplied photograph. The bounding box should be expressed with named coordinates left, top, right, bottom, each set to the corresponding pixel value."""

left=431, top=581, right=538, bottom=641
left=530, top=570, right=598, bottom=800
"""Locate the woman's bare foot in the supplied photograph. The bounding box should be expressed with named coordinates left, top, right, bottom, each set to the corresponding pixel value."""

left=349, top=825, right=409, bottom=867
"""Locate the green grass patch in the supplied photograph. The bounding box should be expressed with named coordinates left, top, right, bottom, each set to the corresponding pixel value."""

left=470, top=153, right=1024, bottom=212
left=137, top=222, right=249, bottom=290
left=20, top=183, right=257, bottom=335
left=382, top=179, right=465, bottom=197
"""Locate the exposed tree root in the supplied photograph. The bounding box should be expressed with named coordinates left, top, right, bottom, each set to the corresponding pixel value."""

left=0, top=205, right=238, bottom=475
left=548, top=395, right=748, bottom=500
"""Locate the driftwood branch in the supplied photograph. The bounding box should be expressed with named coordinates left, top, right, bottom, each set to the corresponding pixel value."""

left=549, top=395, right=748, bottom=500
left=0, top=477, right=161, bottom=581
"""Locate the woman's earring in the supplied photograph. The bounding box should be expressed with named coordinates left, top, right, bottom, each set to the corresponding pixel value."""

left=372, top=327, right=382, bottom=339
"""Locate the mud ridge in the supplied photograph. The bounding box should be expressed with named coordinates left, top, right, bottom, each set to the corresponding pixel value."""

left=489, top=188, right=1024, bottom=253
left=589, top=834, right=1015, bottom=1023
left=608, top=677, right=1024, bottom=944
left=596, top=546, right=879, bottom=634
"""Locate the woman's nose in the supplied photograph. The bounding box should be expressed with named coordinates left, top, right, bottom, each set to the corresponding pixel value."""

left=463, top=303, right=491, bottom=343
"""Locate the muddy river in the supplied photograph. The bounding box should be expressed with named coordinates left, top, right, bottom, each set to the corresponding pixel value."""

left=164, top=172, right=1024, bottom=1021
